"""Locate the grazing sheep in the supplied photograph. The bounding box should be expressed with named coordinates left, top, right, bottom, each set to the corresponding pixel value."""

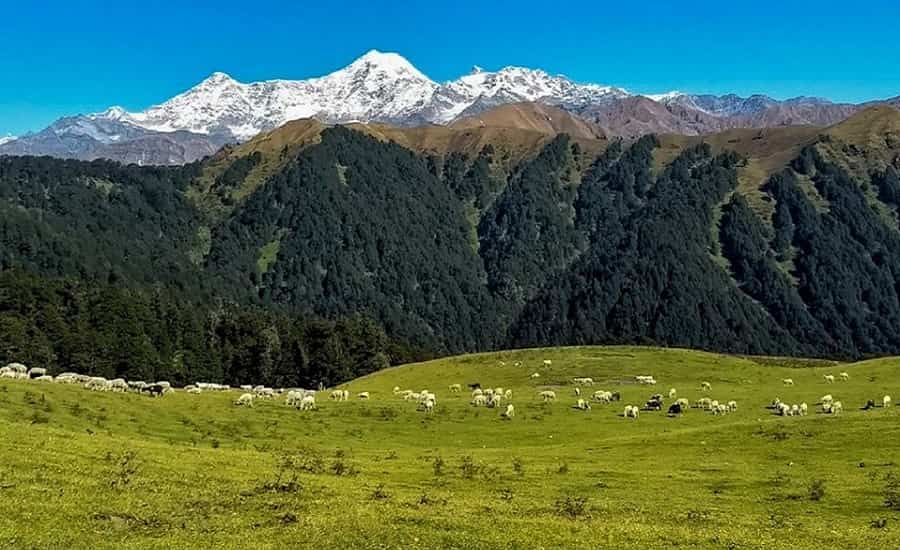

left=645, top=394, right=664, bottom=411
left=27, top=367, right=47, bottom=379
left=285, top=390, right=303, bottom=407
left=471, top=388, right=484, bottom=398
left=790, top=404, right=800, bottom=416
left=700, top=382, right=711, bottom=391
left=624, top=405, right=639, bottom=419
left=420, top=398, right=435, bottom=413
left=357, top=392, right=370, bottom=400
left=676, top=398, right=690, bottom=409
left=727, top=400, right=738, bottom=412
left=330, top=390, right=344, bottom=401
left=504, top=389, right=513, bottom=400
left=635, top=375, right=657, bottom=385
left=777, top=402, right=791, bottom=416
left=884, top=396, right=892, bottom=408
left=542, top=359, right=552, bottom=366
left=574, top=387, right=581, bottom=397
left=782, top=378, right=794, bottom=386
left=831, top=401, right=843, bottom=415
left=863, top=399, right=877, bottom=411
left=800, top=403, right=809, bottom=416
left=668, top=388, right=677, bottom=399
left=695, top=397, right=712, bottom=410
left=574, top=399, right=591, bottom=411
left=235, top=393, right=254, bottom=407
left=573, top=377, right=594, bottom=386
left=240, top=385, right=253, bottom=391
left=487, top=394, right=502, bottom=408
left=667, top=402, right=684, bottom=416
left=471, top=395, right=487, bottom=407
left=187, top=386, right=202, bottom=394
left=0, top=368, right=17, bottom=379
left=34, top=375, right=54, bottom=382
left=502, top=404, right=515, bottom=418
left=85, top=377, right=110, bottom=391
left=449, top=384, right=461, bottom=393
left=839, top=372, right=850, bottom=381
left=299, top=395, right=316, bottom=411
left=143, top=384, right=166, bottom=397
left=539, top=390, right=556, bottom=401
left=109, top=378, right=128, bottom=393
left=823, top=374, right=835, bottom=383
left=714, top=403, right=728, bottom=415
left=530, top=372, right=541, bottom=379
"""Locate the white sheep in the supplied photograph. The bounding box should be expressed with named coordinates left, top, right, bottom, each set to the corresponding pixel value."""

left=502, top=404, right=515, bottom=418
left=420, top=398, right=435, bottom=413
left=823, top=374, right=835, bottom=383
left=300, top=394, right=316, bottom=411
left=530, top=372, right=541, bottom=379
left=471, top=394, right=487, bottom=407
left=839, top=372, right=850, bottom=381
left=727, top=400, right=738, bottom=412
left=357, top=392, right=370, bottom=400
left=449, top=384, right=461, bottom=393
left=782, top=378, right=794, bottom=386
left=777, top=402, right=791, bottom=416
left=668, top=388, right=677, bottom=399
left=575, top=399, right=591, bottom=411
left=330, top=390, right=344, bottom=401
left=504, top=389, right=512, bottom=400
left=700, top=382, right=711, bottom=391
left=539, top=390, right=556, bottom=401
left=593, top=390, right=613, bottom=403
left=790, top=404, right=800, bottom=416
left=109, top=378, right=128, bottom=393
left=285, top=390, right=303, bottom=407
left=34, top=375, right=54, bottom=382
left=471, top=388, right=484, bottom=398
left=574, top=387, right=581, bottom=397
left=392, top=386, right=401, bottom=394
left=187, top=386, right=202, bottom=394
left=542, top=359, right=552, bottom=366
left=884, top=395, right=892, bottom=408
left=800, top=403, right=808, bottom=416
left=831, top=401, right=843, bottom=415
left=624, top=405, right=639, bottom=419
left=235, top=393, right=254, bottom=407
left=821, top=394, right=833, bottom=405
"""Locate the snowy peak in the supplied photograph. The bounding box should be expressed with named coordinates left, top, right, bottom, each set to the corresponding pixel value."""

left=0, top=135, right=15, bottom=146
left=338, top=50, right=433, bottom=83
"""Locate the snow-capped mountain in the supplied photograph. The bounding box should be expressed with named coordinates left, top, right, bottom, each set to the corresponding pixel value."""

left=0, top=135, right=15, bottom=146
left=86, top=50, right=631, bottom=140
left=3, top=49, right=884, bottom=164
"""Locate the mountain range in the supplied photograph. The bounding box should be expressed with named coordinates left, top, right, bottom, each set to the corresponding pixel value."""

left=3, top=50, right=896, bottom=165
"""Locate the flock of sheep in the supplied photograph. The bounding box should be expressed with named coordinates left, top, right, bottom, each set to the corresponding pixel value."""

left=1, top=360, right=895, bottom=425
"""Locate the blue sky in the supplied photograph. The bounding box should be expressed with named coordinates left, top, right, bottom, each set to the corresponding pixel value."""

left=2, top=0, right=899, bottom=135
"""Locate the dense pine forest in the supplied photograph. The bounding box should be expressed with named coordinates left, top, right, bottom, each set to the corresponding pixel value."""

left=2, top=109, right=900, bottom=384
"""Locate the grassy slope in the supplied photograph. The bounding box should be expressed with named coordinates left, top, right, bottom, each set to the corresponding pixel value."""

left=1, top=346, right=899, bottom=549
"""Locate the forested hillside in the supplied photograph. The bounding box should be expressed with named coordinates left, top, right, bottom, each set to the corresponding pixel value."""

left=2, top=106, right=900, bottom=382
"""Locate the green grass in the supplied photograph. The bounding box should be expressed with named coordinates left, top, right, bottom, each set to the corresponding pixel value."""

left=1, top=346, right=899, bottom=549
left=256, top=237, right=281, bottom=275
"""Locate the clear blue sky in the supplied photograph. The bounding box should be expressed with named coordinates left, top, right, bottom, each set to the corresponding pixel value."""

left=2, top=0, right=899, bottom=136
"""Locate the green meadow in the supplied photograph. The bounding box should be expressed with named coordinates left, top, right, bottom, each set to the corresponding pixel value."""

left=1, top=346, right=898, bottom=549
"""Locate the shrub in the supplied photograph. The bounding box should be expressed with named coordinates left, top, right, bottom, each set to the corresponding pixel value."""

left=554, top=495, right=589, bottom=519
left=459, top=455, right=481, bottom=479
left=512, top=457, right=524, bottom=477
left=808, top=479, right=826, bottom=501
left=371, top=483, right=390, bottom=501
left=433, top=455, right=445, bottom=477
left=883, top=473, right=900, bottom=510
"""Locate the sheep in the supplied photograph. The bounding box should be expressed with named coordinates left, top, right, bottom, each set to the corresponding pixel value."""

left=668, top=388, right=677, bottom=399
left=831, top=401, right=843, bottom=415
left=484, top=388, right=495, bottom=397
left=85, top=377, right=110, bottom=391
left=542, top=359, right=552, bottom=366
left=143, top=384, right=166, bottom=397
left=700, top=382, right=711, bottom=391
left=574, top=387, right=581, bottom=397
left=109, top=378, right=128, bottom=393
left=820, top=394, right=834, bottom=405
left=574, top=399, right=591, bottom=411
left=0, top=368, right=17, bottom=379
left=884, top=395, right=892, bottom=408
left=839, top=372, right=850, bottom=381
left=573, top=377, right=594, bottom=386
left=504, top=389, right=512, bottom=400
left=494, top=387, right=504, bottom=396
left=34, top=375, right=54, bottom=382
left=357, top=392, right=370, bottom=400
left=449, top=384, right=461, bottom=393
left=341, top=390, right=349, bottom=401
left=667, top=402, right=684, bottom=416
left=299, top=395, right=316, bottom=411
left=471, top=394, right=487, bottom=407
left=240, top=385, right=253, bottom=391
left=676, top=398, right=690, bottom=409
left=27, top=367, right=47, bottom=379
left=823, top=374, right=835, bottom=383
left=777, top=402, right=791, bottom=416
left=714, top=404, right=728, bottom=415
left=235, top=393, right=254, bottom=407
left=471, top=388, right=484, bottom=398
left=727, top=400, right=738, bottom=412
left=624, top=405, right=639, bottom=419
left=635, top=375, right=657, bottom=385
left=392, top=386, right=401, bottom=394
left=530, top=372, right=541, bottom=379
left=285, top=390, right=303, bottom=407
left=790, top=404, right=800, bottom=416
left=330, top=390, right=344, bottom=401
left=863, top=399, right=878, bottom=411
left=487, top=394, right=502, bottom=408
left=419, top=398, right=435, bottom=413
left=800, top=403, right=809, bottom=416
left=187, top=386, right=202, bottom=394
left=695, top=397, right=712, bottom=410
left=645, top=395, right=664, bottom=411
left=539, top=390, right=556, bottom=401
left=501, top=404, right=515, bottom=419
left=782, top=378, right=794, bottom=386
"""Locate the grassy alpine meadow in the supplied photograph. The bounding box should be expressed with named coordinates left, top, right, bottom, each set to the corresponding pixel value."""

left=1, top=346, right=899, bottom=549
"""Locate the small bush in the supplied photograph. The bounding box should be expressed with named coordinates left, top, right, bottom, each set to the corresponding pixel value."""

left=330, top=459, right=358, bottom=477
left=556, top=462, right=569, bottom=475
left=459, top=455, right=481, bottom=479
left=512, top=457, right=524, bottom=477
left=554, top=495, right=589, bottom=519
left=28, top=412, right=49, bottom=425
left=870, top=518, right=888, bottom=529
left=883, top=473, right=900, bottom=510
left=109, top=451, right=139, bottom=490
left=808, top=479, right=826, bottom=501
left=433, top=455, right=445, bottom=477
left=371, top=483, right=390, bottom=501
left=499, top=488, right=514, bottom=501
